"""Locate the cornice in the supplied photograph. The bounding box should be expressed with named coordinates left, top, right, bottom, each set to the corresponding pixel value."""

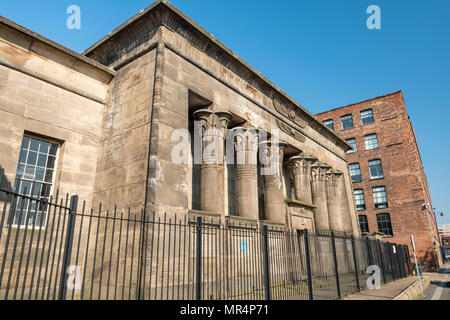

left=83, top=0, right=351, bottom=152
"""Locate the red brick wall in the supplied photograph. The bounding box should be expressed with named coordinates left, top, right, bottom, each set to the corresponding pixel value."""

left=316, top=91, right=442, bottom=270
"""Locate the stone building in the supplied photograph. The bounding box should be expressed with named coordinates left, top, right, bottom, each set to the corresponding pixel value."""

left=0, top=0, right=360, bottom=239
left=316, top=91, right=442, bottom=270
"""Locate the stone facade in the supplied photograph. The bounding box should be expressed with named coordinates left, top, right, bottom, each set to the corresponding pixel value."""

left=316, top=91, right=442, bottom=270
left=0, top=1, right=360, bottom=237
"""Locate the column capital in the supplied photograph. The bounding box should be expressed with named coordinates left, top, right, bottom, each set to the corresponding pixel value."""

left=287, top=154, right=317, bottom=177
left=230, top=127, right=260, bottom=153
left=311, top=162, right=331, bottom=182
left=326, top=169, right=342, bottom=187
left=193, top=108, right=233, bottom=137
left=259, top=139, right=288, bottom=176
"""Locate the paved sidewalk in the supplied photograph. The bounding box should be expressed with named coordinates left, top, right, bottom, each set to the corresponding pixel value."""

left=421, top=262, right=450, bottom=300
left=344, top=276, right=421, bottom=300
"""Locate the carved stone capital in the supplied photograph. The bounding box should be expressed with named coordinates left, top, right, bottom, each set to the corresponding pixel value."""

left=259, top=140, right=288, bottom=176
left=326, top=169, right=342, bottom=188
left=193, top=108, right=232, bottom=138
left=287, top=154, right=317, bottom=178
left=194, top=108, right=232, bottom=164
left=310, top=162, right=331, bottom=182
left=230, top=127, right=259, bottom=153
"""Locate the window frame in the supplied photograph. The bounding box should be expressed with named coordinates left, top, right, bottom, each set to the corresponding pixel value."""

left=372, top=186, right=388, bottom=209
left=368, top=159, right=384, bottom=180
left=10, top=134, right=60, bottom=229
left=364, top=133, right=379, bottom=150
left=359, top=215, right=369, bottom=233
left=354, top=189, right=366, bottom=211
left=346, top=138, right=358, bottom=154
left=360, top=109, right=375, bottom=125
left=341, top=114, right=354, bottom=130
left=376, top=213, right=393, bottom=237
left=349, top=163, right=362, bottom=183
left=323, top=119, right=334, bottom=131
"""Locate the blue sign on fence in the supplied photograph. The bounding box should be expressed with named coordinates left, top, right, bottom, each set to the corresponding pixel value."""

left=240, top=241, right=247, bottom=253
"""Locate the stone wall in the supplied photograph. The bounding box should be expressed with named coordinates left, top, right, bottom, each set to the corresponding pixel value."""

left=0, top=20, right=112, bottom=207
left=91, top=49, right=156, bottom=212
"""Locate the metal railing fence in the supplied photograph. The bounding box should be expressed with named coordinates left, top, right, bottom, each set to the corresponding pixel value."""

left=0, top=171, right=412, bottom=300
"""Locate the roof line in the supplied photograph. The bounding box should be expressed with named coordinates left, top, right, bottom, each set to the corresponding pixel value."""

left=0, top=15, right=116, bottom=76
left=83, top=0, right=350, bottom=149
left=316, top=90, right=403, bottom=116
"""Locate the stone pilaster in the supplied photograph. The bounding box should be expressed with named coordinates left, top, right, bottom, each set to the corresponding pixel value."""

left=310, top=162, right=331, bottom=230
left=193, top=108, right=232, bottom=214
left=259, top=140, right=288, bottom=223
left=231, top=127, right=259, bottom=219
left=338, top=173, right=353, bottom=233
left=326, top=170, right=343, bottom=232
left=287, top=154, right=317, bottom=204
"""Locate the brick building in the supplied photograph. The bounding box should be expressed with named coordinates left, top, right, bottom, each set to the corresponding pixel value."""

left=316, top=91, right=442, bottom=270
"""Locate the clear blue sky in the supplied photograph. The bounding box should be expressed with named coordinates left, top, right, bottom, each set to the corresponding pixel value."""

left=1, top=1, right=449, bottom=224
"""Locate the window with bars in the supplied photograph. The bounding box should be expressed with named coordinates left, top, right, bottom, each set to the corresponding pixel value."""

left=359, top=215, right=369, bottom=233
left=346, top=138, right=357, bottom=154
left=376, top=213, right=393, bottom=236
left=364, top=133, right=379, bottom=150
left=368, top=159, right=384, bottom=179
left=373, top=186, right=388, bottom=209
left=341, top=114, right=354, bottom=130
left=354, top=189, right=366, bottom=211
left=323, top=119, right=334, bottom=131
left=9, top=136, right=59, bottom=228
left=361, top=109, right=374, bottom=125
left=349, top=163, right=362, bottom=183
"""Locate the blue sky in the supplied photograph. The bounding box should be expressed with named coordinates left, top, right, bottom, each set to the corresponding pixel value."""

left=1, top=1, right=449, bottom=224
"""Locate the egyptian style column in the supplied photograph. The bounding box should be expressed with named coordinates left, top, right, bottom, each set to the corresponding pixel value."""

left=193, top=108, right=232, bottom=214
left=259, top=140, right=288, bottom=223
left=310, top=162, right=331, bottom=230
left=287, top=154, right=317, bottom=204
left=231, top=127, right=259, bottom=219
left=326, top=170, right=344, bottom=232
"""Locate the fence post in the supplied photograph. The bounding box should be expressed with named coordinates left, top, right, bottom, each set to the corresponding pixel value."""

left=366, top=238, right=373, bottom=266
left=394, top=244, right=403, bottom=279
left=58, top=195, right=78, bottom=300
left=262, top=225, right=271, bottom=300
left=404, top=245, right=412, bottom=275
left=330, top=231, right=341, bottom=298
left=387, top=243, right=396, bottom=281
left=195, top=217, right=202, bottom=300
left=376, top=240, right=386, bottom=284
left=350, top=235, right=360, bottom=292
left=300, top=229, right=313, bottom=300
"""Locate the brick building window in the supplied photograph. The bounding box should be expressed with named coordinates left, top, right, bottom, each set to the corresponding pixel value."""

left=361, top=109, right=374, bottom=125
left=323, top=119, right=334, bottom=130
left=349, top=163, right=362, bottom=183
left=9, top=136, right=59, bottom=228
left=376, top=213, right=393, bottom=236
left=372, top=186, right=388, bottom=209
left=359, top=215, right=369, bottom=233
left=341, top=114, right=354, bottom=130
left=346, top=138, right=357, bottom=154
left=354, top=189, right=366, bottom=211
left=364, top=134, right=379, bottom=150
left=368, top=159, right=384, bottom=179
